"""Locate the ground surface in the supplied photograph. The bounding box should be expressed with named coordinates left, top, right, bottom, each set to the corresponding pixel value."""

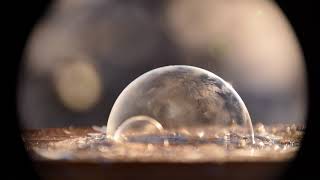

left=23, top=123, right=303, bottom=162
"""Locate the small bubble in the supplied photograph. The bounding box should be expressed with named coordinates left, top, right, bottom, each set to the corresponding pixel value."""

left=255, top=123, right=266, bottom=134
left=238, top=139, right=246, bottom=148
left=197, top=131, right=205, bottom=138
left=112, top=115, right=168, bottom=145
left=286, top=126, right=291, bottom=135
left=290, top=124, right=297, bottom=131
left=77, top=138, right=88, bottom=149
left=258, top=142, right=265, bottom=148
left=273, top=145, right=280, bottom=151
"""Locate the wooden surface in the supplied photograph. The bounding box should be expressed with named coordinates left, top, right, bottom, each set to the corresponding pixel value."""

left=23, top=128, right=290, bottom=180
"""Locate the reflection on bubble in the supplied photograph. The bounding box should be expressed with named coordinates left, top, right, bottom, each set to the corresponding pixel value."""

left=107, top=65, right=254, bottom=143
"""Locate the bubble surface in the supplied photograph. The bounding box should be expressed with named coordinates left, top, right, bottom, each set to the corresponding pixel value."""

left=107, top=65, right=254, bottom=143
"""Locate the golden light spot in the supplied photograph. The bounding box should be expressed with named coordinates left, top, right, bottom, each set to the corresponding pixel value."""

left=53, top=56, right=102, bottom=112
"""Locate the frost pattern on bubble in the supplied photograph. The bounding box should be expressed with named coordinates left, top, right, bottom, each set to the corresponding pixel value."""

left=107, top=65, right=254, bottom=142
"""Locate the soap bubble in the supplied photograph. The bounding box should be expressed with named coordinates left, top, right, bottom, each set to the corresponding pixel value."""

left=113, top=115, right=165, bottom=143
left=107, top=65, right=254, bottom=143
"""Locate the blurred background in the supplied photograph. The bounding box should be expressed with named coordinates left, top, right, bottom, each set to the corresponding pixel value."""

left=17, top=0, right=306, bottom=129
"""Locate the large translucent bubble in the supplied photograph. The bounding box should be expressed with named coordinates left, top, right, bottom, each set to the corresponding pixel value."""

left=107, top=65, right=254, bottom=143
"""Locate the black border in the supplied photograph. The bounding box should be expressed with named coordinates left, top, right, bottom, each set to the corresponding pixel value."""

left=6, top=0, right=317, bottom=179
